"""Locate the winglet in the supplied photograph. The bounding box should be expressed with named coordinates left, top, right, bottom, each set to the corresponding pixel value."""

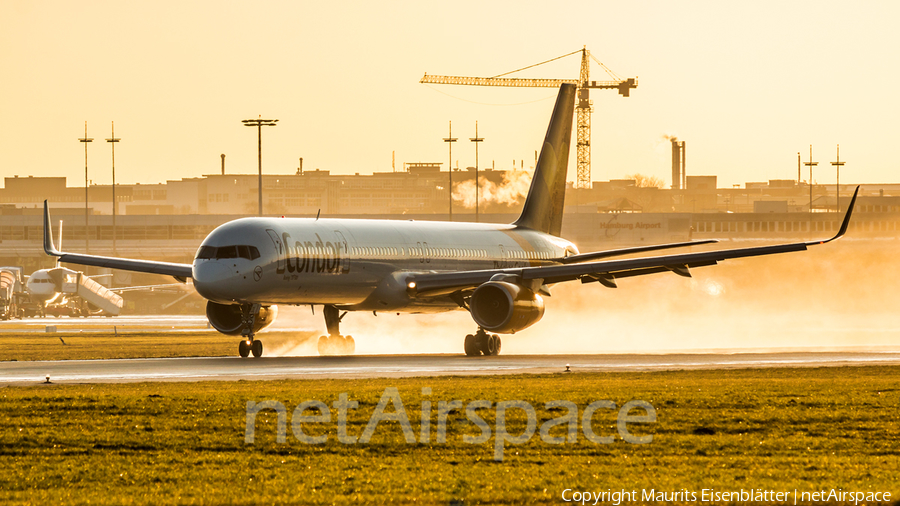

left=43, top=200, right=62, bottom=256
left=811, top=185, right=859, bottom=245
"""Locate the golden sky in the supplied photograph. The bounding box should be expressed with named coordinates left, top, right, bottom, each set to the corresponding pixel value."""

left=1, top=1, right=897, bottom=188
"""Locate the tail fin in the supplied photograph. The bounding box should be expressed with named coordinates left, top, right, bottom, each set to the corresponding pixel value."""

left=513, top=83, right=576, bottom=236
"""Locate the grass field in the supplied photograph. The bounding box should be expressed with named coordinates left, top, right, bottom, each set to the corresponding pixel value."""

left=1, top=367, right=899, bottom=504
left=0, top=331, right=319, bottom=361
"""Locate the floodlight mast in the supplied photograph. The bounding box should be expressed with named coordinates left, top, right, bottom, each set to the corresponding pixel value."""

left=106, top=122, right=120, bottom=255
left=78, top=122, right=93, bottom=254
left=242, top=117, right=279, bottom=216
left=470, top=122, right=484, bottom=223
left=443, top=121, right=457, bottom=221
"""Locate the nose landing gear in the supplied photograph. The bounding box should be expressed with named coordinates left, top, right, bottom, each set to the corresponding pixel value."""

left=237, top=303, right=264, bottom=358
left=464, top=328, right=501, bottom=356
left=317, top=305, right=355, bottom=356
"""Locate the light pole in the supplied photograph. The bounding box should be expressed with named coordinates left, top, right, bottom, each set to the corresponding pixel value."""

left=803, top=145, right=817, bottom=213
left=242, top=116, right=279, bottom=216
left=831, top=145, right=845, bottom=213
left=106, top=122, right=120, bottom=255
left=78, top=122, right=93, bottom=254
left=470, top=122, right=484, bottom=223
left=443, top=121, right=457, bottom=221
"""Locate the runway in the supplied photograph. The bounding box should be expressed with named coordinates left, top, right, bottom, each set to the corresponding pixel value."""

left=3, top=349, right=900, bottom=385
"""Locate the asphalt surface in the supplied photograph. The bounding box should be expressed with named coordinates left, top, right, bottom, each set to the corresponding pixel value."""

left=3, top=349, right=900, bottom=385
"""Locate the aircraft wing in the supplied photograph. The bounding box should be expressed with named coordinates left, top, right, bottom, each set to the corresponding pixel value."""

left=43, top=201, right=194, bottom=282
left=111, top=282, right=193, bottom=293
left=408, top=187, right=858, bottom=298
left=558, top=239, right=719, bottom=264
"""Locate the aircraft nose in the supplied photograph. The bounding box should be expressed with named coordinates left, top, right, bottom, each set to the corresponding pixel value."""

left=192, top=261, right=231, bottom=301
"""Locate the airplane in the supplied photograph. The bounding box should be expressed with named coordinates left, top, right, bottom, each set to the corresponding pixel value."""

left=41, top=83, right=859, bottom=358
left=22, top=222, right=119, bottom=317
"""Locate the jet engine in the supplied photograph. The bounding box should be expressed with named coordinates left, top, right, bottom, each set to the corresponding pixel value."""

left=469, top=281, right=544, bottom=333
left=206, top=301, right=278, bottom=336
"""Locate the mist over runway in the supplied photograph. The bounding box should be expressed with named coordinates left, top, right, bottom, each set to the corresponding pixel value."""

left=3, top=349, right=900, bottom=385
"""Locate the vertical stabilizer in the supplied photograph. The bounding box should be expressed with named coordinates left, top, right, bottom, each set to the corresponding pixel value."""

left=513, top=84, right=576, bottom=236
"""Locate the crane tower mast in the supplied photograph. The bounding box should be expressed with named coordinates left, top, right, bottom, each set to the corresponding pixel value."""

left=420, top=47, right=636, bottom=188
left=576, top=49, right=592, bottom=191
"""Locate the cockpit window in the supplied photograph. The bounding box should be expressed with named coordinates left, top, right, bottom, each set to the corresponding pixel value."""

left=238, top=245, right=261, bottom=260
left=197, top=246, right=217, bottom=259
left=216, top=246, right=238, bottom=259
left=197, top=245, right=260, bottom=260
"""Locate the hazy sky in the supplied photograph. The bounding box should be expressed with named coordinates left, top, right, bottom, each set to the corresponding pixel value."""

left=1, top=1, right=897, bottom=188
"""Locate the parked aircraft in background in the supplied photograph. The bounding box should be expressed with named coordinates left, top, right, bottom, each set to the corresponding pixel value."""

left=22, top=266, right=122, bottom=317
left=42, top=84, right=858, bottom=357
left=16, top=223, right=187, bottom=318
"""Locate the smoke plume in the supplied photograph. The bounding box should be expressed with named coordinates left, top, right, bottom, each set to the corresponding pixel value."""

left=452, top=169, right=532, bottom=209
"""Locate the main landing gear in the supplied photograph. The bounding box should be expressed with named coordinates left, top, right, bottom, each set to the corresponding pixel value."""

left=317, top=305, right=355, bottom=356
left=238, top=303, right=264, bottom=358
left=464, top=328, right=501, bottom=357
left=238, top=338, right=263, bottom=358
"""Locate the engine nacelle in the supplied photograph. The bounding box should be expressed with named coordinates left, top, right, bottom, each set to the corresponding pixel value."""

left=206, top=301, right=278, bottom=336
left=470, top=281, right=544, bottom=333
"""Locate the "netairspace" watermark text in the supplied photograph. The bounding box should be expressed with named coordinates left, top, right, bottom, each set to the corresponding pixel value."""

left=244, top=387, right=656, bottom=461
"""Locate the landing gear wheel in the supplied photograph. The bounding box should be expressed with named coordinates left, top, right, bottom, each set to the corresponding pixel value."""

left=482, top=334, right=498, bottom=356
left=238, top=339, right=251, bottom=358
left=343, top=335, right=355, bottom=355
left=473, top=331, right=489, bottom=356
left=466, top=330, right=501, bottom=356
left=318, top=335, right=355, bottom=356
left=251, top=339, right=263, bottom=358
left=317, top=306, right=356, bottom=356
left=464, top=334, right=479, bottom=356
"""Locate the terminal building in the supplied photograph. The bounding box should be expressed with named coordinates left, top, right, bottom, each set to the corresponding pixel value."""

left=2, top=167, right=900, bottom=280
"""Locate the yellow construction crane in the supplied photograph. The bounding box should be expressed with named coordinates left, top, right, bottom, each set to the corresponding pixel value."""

left=421, top=47, right=637, bottom=188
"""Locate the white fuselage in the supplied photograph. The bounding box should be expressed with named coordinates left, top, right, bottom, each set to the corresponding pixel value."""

left=192, top=217, right=578, bottom=312
left=25, top=269, right=60, bottom=304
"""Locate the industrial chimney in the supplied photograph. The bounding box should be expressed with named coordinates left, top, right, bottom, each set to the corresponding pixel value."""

left=671, top=139, right=686, bottom=190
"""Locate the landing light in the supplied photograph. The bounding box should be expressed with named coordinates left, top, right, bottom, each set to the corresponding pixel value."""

left=407, top=282, right=416, bottom=289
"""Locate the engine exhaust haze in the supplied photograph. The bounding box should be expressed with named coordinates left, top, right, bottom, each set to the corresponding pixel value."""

left=259, top=240, right=896, bottom=357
